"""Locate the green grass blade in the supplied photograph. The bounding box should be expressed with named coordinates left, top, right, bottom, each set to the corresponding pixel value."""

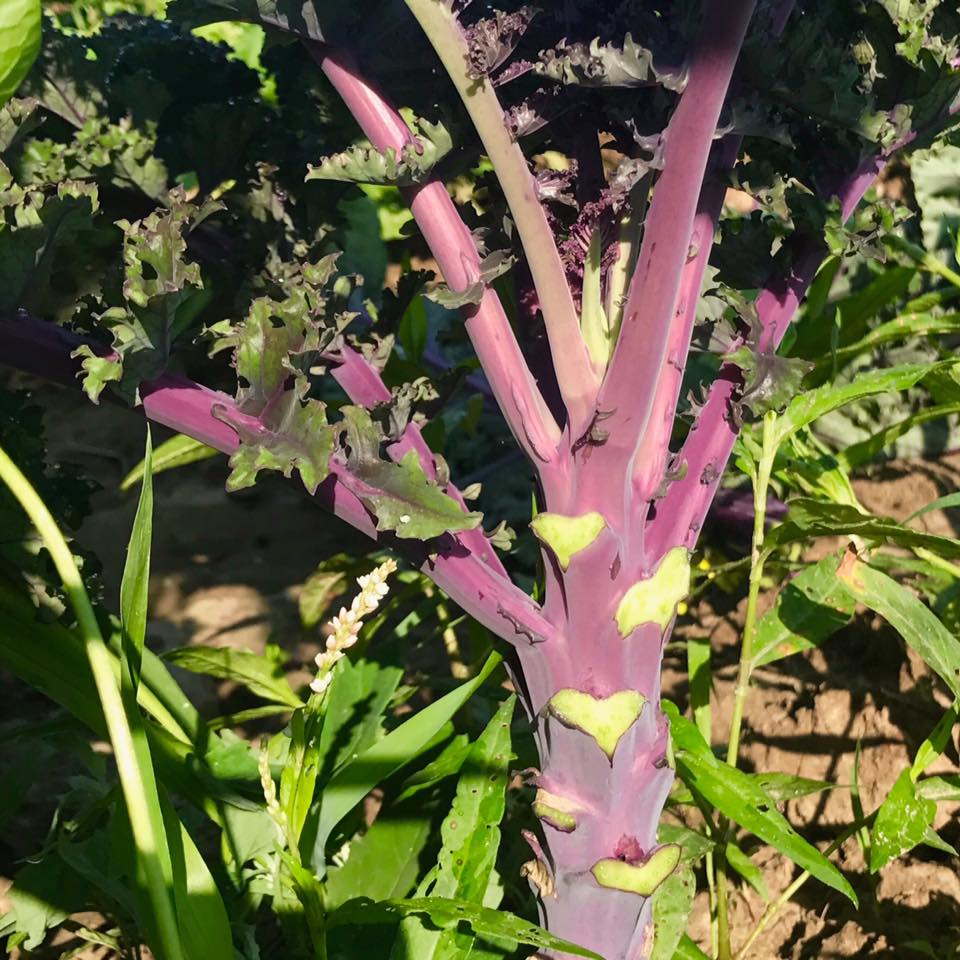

left=120, top=428, right=153, bottom=691
left=120, top=432, right=218, bottom=491
left=906, top=490, right=960, bottom=524
left=0, top=440, right=186, bottom=960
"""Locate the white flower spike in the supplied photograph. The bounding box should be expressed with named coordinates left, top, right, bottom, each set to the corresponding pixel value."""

left=310, top=558, right=398, bottom=696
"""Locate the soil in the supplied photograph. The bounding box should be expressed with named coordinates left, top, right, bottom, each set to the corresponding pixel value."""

left=3, top=377, right=960, bottom=959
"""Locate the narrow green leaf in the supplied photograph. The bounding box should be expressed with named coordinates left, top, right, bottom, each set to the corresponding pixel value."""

left=325, top=815, right=433, bottom=909
left=916, top=774, right=960, bottom=802
left=395, top=733, right=471, bottom=803
left=839, top=403, right=960, bottom=470
left=724, top=842, right=770, bottom=901
left=120, top=433, right=218, bottom=491
left=687, top=637, right=712, bottom=743
left=770, top=499, right=960, bottom=560
left=673, top=933, right=711, bottom=960
left=657, top=823, right=715, bottom=864
left=912, top=706, right=959, bottom=778
left=664, top=703, right=857, bottom=904
left=164, top=645, right=303, bottom=708
left=651, top=865, right=697, bottom=960
left=870, top=769, right=936, bottom=872
left=328, top=896, right=603, bottom=959
left=161, top=796, right=234, bottom=960
left=838, top=557, right=960, bottom=700
left=754, top=773, right=835, bottom=803
left=906, top=491, right=960, bottom=524
left=120, top=429, right=153, bottom=692
left=395, top=697, right=515, bottom=959
left=811, top=312, right=959, bottom=377
left=775, top=362, right=948, bottom=444
left=309, top=652, right=502, bottom=870
left=0, top=0, right=41, bottom=105
left=752, top=554, right=856, bottom=668
left=316, top=658, right=404, bottom=777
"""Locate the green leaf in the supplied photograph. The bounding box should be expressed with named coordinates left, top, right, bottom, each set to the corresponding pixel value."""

left=912, top=706, right=959, bottom=779
left=664, top=703, right=857, bottom=904
left=657, top=823, right=715, bottom=865
left=163, top=645, right=303, bottom=708
left=119, top=429, right=153, bottom=693
left=328, top=896, right=603, bottom=960
left=775, top=362, right=949, bottom=444
left=120, top=433, right=218, bottom=491
left=308, top=652, right=502, bottom=870
left=906, top=491, right=960, bottom=524
left=726, top=346, right=813, bottom=417
left=870, top=769, right=937, bottom=871
left=396, top=697, right=515, bottom=959
left=217, top=392, right=336, bottom=495
left=3, top=855, right=85, bottom=949
left=920, top=824, right=957, bottom=856
left=316, top=657, right=404, bottom=777
left=673, top=933, right=711, bottom=960
left=307, top=116, right=452, bottom=187
left=161, top=795, right=234, bottom=960
left=298, top=566, right=346, bottom=629
left=76, top=193, right=218, bottom=402
left=325, top=814, right=433, bottom=910
left=651, top=865, right=697, bottom=960
left=838, top=402, right=960, bottom=470
left=916, top=774, right=960, bottom=802
left=395, top=733, right=471, bottom=803
left=752, top=554, right=856, bottom=667
left=838, top=556, right=960, bottom=700
left=725, top=842, right=769, bottom=901
left=0, top=0, right=41, bottom=105
left=687, top=636, right=712, bottom=743
left=812, top=313, right=960, bottom=377
left=754, top=773, right=835, bottom=803
left=340, top=407, right=481, bottom=539
left=769, top=499, right=960, bottom=560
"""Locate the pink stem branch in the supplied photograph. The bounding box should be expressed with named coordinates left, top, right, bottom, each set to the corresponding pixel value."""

left=596, top=0, right=757, bottom=468
left=330, top=344, right=509, bottom=577
left=311, top=45, right=561, bottom=464
left=645, top=159, right=885, bottom=557
left=632, top=136, right=740, bottom=503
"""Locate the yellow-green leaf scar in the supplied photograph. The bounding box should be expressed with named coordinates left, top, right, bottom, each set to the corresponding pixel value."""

left=615, top=546, right=691, bottom=637
left=548, top=688, right=646, bottom=760
left=530, top=511, right=606, bottom=569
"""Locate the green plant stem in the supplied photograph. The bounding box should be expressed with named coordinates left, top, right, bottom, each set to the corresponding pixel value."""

left=716, top=412, right=779, bottom=958
left=0, top=444, right=185, bottom=960
left=726, top=411, right=778, bottom=768
left=715, top=857, right=733, bottom=960
left=733, top=815, right=871, bottom=960
left=705, top=849, right=719, bottom=957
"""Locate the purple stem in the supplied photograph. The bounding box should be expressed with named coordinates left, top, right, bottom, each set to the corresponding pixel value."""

left=586, top=0, right=757, bottom=523
left=311, top=45, right=562, bottom=464
left=632, top=136, right=742, bottom=504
